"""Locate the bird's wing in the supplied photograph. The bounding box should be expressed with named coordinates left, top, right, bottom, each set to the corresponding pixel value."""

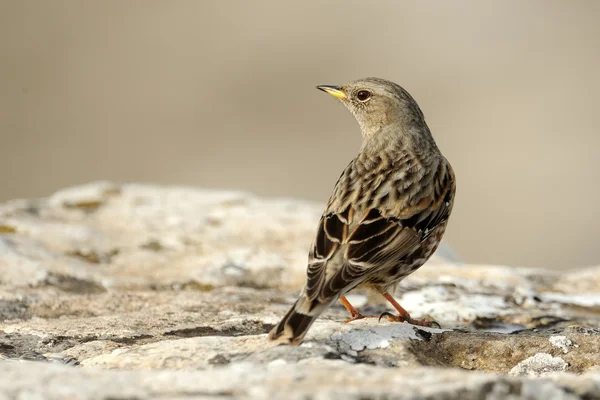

left=307, top=162, right=455, bottom=303
left=305, top=206, right=351, bottom=305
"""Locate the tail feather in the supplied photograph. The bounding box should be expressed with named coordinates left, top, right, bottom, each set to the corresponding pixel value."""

left=268, top=297, right=325, bottom=345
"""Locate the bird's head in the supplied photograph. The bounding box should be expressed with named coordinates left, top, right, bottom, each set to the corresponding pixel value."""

left=317, top=77, right=427, bottom=142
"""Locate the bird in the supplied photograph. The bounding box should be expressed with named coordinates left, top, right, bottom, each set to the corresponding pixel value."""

left=268, top=77, right=456, bottom=345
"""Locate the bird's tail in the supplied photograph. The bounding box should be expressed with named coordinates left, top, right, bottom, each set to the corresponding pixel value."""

left=268, top=296, right=327, bottom=345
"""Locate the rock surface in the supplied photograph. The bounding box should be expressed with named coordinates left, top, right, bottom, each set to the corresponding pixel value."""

left=1, top=182, right=599, bottom=399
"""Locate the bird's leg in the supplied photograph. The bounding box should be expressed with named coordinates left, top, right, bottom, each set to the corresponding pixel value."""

left=376, top=289, right=440, bottom=328
left=339, top=296, right=379, bottom=323
left=378, top=291, right=411, bottom=321
left=339, top=296, right=364, bottom=322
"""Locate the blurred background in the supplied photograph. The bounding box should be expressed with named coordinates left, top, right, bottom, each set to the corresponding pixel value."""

left=1, top=1, right=599, bottom=270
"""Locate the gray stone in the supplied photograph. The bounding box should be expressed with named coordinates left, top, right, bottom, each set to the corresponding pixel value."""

left=0, top=361, right=599, bottom=400
left=509, top=353, right=568, bottom=377
left=1, top=182, right=600, bottom=399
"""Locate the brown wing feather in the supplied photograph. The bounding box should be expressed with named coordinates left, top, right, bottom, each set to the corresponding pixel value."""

left=305, top=207, right=351, bottom=303
left=307, top=159, right=455, bottom=305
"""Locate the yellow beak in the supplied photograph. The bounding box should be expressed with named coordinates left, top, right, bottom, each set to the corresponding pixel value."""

left=316, top=85, right=347, bottom=99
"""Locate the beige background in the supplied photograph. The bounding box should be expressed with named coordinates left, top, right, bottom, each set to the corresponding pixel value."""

left=1, top=1, right=599, bottom=270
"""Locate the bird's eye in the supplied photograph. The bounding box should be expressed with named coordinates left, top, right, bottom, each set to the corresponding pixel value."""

left=356, top=90, right=371, bottom=102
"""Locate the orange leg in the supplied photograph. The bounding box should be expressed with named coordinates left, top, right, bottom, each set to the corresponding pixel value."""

left=376, top=288, right=440, bottom=328
left=339, top=296, right=379, bottom=323
left=380, top=292, right=412, bottom=320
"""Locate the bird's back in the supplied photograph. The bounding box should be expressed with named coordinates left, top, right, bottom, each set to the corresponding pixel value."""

left=311, top=146, right=455, bottom=296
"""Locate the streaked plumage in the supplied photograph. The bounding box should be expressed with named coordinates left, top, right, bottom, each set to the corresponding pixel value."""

left=268, top=77, right=456, bottom=345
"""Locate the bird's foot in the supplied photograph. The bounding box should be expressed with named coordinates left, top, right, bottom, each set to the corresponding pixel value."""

left=344, top=313, right=380, bottom=323
left=378, top=312, right=441, bottom=328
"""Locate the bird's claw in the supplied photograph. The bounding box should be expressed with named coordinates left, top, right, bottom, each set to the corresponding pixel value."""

left=345, top=313, right=381, bottom=323
left=378, top=312, right=441, bottom=328
left=411, top=319, right=441, bottom=329
left=378, top=311, right=399, bottom=323
left=344, top=314, right=365, bottom=323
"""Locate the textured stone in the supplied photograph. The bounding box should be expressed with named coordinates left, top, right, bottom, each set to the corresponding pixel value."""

left=0, top=361, right=599, bottom=400
left=1, top=182, right=600, bottom=399
left=509, top=353, right=569, bottom=377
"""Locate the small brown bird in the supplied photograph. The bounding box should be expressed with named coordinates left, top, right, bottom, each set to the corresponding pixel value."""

left=268, top=77, right=456, bottom=345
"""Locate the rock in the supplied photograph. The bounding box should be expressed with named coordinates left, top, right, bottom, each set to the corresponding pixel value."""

left=1, top=182, right=600, bottom=399
left=509, top=353, right=569, bottom=377
left=549, top=335, right=574, bottom=354
left=0, top=361, right=599, bottom=400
